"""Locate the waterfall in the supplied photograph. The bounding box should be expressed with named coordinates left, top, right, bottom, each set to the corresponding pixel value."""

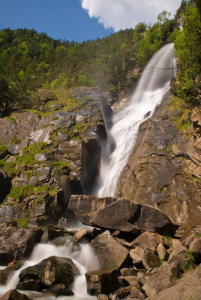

left=92, top=43, right=176, bottom=197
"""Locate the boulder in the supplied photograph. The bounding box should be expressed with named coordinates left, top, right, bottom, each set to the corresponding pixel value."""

left=142, top=261, right=180, bottom=298
left=142, top=249, right=161, bottom=270
left=69, top=195, right=178, bottom=235
left=98, top=295, right=110, bottom=300
left=35, top=153, right=50, bottom=161
left=150, top=264, right=201, bottom=300
left=0, top=228, right=35, bottom=265
left=85, top=269, right=118, bottom=296
left=40, top=224, right=69, bottom=243
left=1, top=289, right=31, bottom=300
left=18, top=256, right=79, bottom=292
left=168, top=254, right=187, bottom=271
left=113, top=286, right=132, bottom=299
left=131, top=232, right=169, bottom=252
left=90, top=231, right=130, bottom=270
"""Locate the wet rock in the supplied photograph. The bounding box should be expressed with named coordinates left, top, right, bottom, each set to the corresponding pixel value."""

left=16, top=279, right=41, bottom=291
left=81, top=139, right=101, bottom=194
left=35, top=153, right=50, bottom=161
left=142, top=249, right=161, bottom=270
left=142, top=261, right=180, bottom=298
left=50, top=283, right=74, bottom=296
left=0, top=228, right=35, bottom=265
left=40, top=224, right=69, bottom=242
left=69, top=195, right=178, bottom=235
left=1, top=289, right=31, bottom=300
left=90, top=231, right=130, bottom=270
left=131, top=232, right=169, bottom=252
left=150, top=264, right=201, bottom=300
left=19, top=256, right=80, bottom=291
left=85, top=269, right=118, bottom=296
left=0, top=261, right=24, bottom=284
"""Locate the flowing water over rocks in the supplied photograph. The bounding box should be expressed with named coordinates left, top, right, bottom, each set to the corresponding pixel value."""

left=92, top=43, right=176, bottom=197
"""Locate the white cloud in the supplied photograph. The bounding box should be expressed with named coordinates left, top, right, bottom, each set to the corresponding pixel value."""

left=81, top=0, right=182, bottom=31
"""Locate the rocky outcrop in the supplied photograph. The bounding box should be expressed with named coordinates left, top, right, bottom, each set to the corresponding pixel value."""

left=69, top=195, right=178, bottom=235
left=0, top=228, right=36, bottom=265
left=90, top=231, right=130, bottom=270
left=116, top=92, right=201, bottom=229
left=142, top=261, right=180, bottom=297
left=150, top=264, right=201, bottom=300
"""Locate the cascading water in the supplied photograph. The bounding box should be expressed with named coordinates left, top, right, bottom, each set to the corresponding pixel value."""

left=92, top=43, right=176, bottom=197
left=0, top=43, right=176, bottom=299
left=0, top=236, right=99, bottom=300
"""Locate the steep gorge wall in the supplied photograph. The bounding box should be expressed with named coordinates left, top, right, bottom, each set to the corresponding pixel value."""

left=116, top=90, right=201, bottom=232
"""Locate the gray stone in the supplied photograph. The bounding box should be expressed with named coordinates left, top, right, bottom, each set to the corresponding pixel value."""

left=142, top=261, right=180, bottom=298
left=90, top=231, right=130, bottom=270
left=35, top=153, right=50, bottom=161
left=69, top=195, right=178, bottom=235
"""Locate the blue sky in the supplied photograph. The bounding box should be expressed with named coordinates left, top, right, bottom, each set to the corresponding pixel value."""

left=0, top=0, right=181, bottom=43
left=0, top=0, right=114, bottom=42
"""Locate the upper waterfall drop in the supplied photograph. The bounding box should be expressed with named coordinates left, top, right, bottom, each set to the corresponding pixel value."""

left=92, top=43, right=176, bottom=198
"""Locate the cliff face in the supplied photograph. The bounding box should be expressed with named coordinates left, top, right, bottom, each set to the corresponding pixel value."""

left=116, top=90, right=201, bottom=231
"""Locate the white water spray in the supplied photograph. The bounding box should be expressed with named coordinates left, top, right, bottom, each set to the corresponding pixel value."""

left=93, top=43, right=176, bottom=197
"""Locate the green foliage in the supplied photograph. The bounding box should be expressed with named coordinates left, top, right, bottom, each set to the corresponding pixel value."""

left=0, top=144, right=7, bottom=155
left=184, top=250, right=195, bottom=270
left=165, top=236, right=173, bottom=248
left=160, top=258, right=164, bottom=266
left=51, top=161, right=71, bottom=173
left=0, top=160, right=20, bottom=177
left=7, top=116, right=16, bottom=123
left=174, top=6, right=201, bottom=105
left=7, top=185, right=57, bottom=202
left=11, top=137, right=21, bottom=144
left=16, top=142, right=51, bottom=167
left=17, top=218, right=28, bottom=228
left=196, top=233, right=201, bottom=238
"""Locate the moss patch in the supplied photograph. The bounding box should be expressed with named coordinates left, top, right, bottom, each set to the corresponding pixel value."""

left=17, top=218, right=28, bottom=228
left=0, top=160, right=20, bottom=177
left=51, top=161, right=71, bottom=173
left=16, top=142, right=52, bottom=168
left=169, top=97, right=191, bottom=132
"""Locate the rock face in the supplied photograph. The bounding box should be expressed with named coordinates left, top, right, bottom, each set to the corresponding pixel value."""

left=142, top=261, right=180, bottom=297
left=115, top=92, right=201, bottom=229
left=69, top=195, right=178, bottom=235
left=150, top=264, right=201, bottom=300
left=0, top=261, right=24, bottom=284
left=90, top=231, right=130, bottom=270
left=0, top=228, right=36, bottom=265
left=85, top=269, right=118, bottom=295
